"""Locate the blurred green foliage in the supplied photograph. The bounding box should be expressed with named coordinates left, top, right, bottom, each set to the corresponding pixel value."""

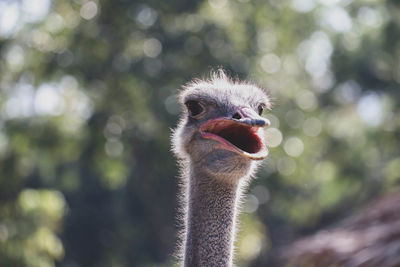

left=0, top=0, right=399, bottom=266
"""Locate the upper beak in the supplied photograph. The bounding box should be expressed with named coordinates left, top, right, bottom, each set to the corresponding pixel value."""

left=232, top=107, right=270, bottom=127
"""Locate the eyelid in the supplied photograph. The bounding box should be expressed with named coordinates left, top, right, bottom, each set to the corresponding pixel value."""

left=184, top=99, right=205, bottom=110
left=184, top=97, right=218, bottom=109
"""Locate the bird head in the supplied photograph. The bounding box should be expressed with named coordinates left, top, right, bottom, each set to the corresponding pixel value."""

left=172, top=71, right=271, bottom=182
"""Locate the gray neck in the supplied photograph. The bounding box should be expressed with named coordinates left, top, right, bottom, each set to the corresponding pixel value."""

left=183, top=165, right=243, bottom=267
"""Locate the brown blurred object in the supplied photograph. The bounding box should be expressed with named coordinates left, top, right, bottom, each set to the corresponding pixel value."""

left=281, top=192, right=400, bottom=267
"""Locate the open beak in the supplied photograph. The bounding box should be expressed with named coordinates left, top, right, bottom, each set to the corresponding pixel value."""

left=199, top=107, right=270, bottom=160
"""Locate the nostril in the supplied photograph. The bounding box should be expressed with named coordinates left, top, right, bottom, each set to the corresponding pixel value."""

left=232, top=112, right=242, bottom=120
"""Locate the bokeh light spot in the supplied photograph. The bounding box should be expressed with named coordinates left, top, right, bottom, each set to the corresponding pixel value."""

left=284, top=137, right=304, bottom=157
left=45, top=13, right=65, bottom=33
left=143, top=38, right=162, bottom=58
left=0, top=2, right=19, bottom=37
left=34, top=84, right=65, bottom=116
left=291, top=0, right=315, bottom=13
left=80, top=1, right=98, bottom=20
left=357, top=6, right=383, bottom=28
left=22, top=0, right=50, bottom=23
left=319, top=7, right=352, bottom=33
left=265, top=128, right=283, bottom=148
left=208, top=0, right=228, bottom=9
left=239, top=232, right=263, bottom=260
left=252, top=185, right=270, bottom=204
left=5, top=45, right=24, bottom=72
left=19, top=189, right=40, bottom=210
left=135, top=5, right=158, bottom=28
left=357, top=92, right=383, bottom=127
left=164, top=95, right=180, bottom=115
left=243, top=194, right=259, bottom=213
left=261, top=53, right=281, bottom=74
left=296, top=90, right=317, bottom=111
left=105, top=140, right=124, bottom=157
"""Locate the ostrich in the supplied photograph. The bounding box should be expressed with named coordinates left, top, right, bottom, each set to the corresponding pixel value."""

left=172, top=71, right=271, bottom=266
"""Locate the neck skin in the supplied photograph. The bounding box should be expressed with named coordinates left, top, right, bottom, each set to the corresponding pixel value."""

left=183, top=164, right=244, bottom=267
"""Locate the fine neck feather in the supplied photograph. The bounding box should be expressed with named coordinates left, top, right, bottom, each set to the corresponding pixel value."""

left=183, top=165, right=244, bottom=267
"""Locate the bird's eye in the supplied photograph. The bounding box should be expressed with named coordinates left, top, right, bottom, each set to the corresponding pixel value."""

left=185, top=100, right=204, bottom=117
left=257, top=104, right=265, bottom=115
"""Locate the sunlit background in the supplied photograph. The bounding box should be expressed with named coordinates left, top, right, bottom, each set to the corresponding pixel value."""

left=0, top=0, right=399, bottom=266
